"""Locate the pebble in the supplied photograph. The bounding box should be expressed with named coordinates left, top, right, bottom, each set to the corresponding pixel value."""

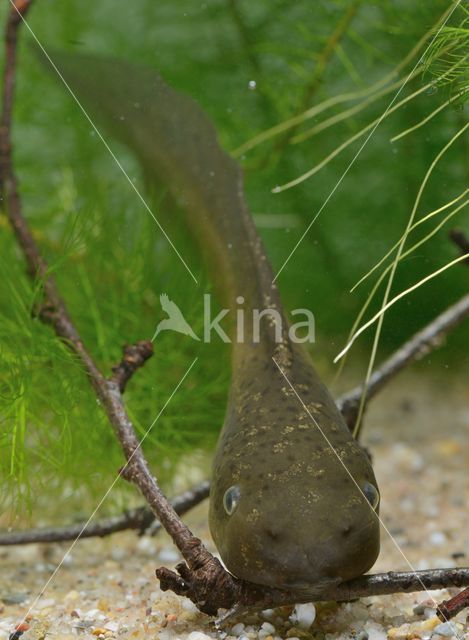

left=432, top=622, right=456, bottom=637
left=0, top=396, right=467, bottom=640
left=413, top=603, right=437, bottom=620
left=413, top=603, right=427, bottom=616
left=429, top=532, right=447, bottom=546
left=135, top=537, right=156, bottom=555
left=262, top=610, right=274, bottom=619
left=186, top=632, right=212, bottom=640
left=365, top=624, right=387, bottom=640
left=73, top=620, right=94, bottom=630
left=231, top=623, right=245, bottom=636
left=34, top=599, right=55, bottom=610
left=158, top=547, right=181, bottom=563
left=289, top=604, right=316, bottom=630
left=259, top=622, right=276, bottom=636
left=1, top=595, right=29, bottom=606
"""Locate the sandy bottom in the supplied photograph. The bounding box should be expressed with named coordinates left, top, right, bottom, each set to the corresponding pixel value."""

left=0, top=373, right=468, bottom=640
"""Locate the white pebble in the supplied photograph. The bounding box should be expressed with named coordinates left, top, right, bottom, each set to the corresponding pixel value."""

left=111, top=546, right=126, bottom=561
left=231, top=623, right=245, bottom=636
left=433, top=622, right=456, bottom=637
left=260, top=622, right=275, bottom=635
left=35, top=598, right=55, bottom=609
left=136, top=537, right=156, bottom=554
left=289, top=603, right=316, bottom=629
left=429, top=531, right=447, bottom=546
left=158, top=546, right=180, bottom=563
left=62, top=553, right=74, bottom=566
left=187, top=632, right=212, bottom=640
left=182, top=599, right=199, bottom=613
left=365, top=628, right=387, bottom=640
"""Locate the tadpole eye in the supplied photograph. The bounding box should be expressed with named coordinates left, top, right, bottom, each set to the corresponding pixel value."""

left=223, top=485, right=241, bottom=515
left=363, top=481, right=380, bottom=510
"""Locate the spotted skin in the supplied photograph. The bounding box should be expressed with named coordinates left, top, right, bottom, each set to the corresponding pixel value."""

left=46, top=51, right=381, bottom=597
left=210, top=342, right=380, bottom=594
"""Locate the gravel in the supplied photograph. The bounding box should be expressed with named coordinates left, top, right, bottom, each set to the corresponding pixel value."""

left=0, top=374, right=467, bottom=640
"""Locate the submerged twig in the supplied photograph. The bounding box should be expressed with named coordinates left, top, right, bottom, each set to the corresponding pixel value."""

left=437, top=587, right=469, bottom=622
left=337, top=293, right=469, bottom=430
left=157, top=565, right=469, bottom=622
left=0, top=481, right=210, bottom=545
left=450, top=227, right=469, bottom=262
left=110, top=340, right=154, bottom=393
left=0, top=0, right=218, bottom=615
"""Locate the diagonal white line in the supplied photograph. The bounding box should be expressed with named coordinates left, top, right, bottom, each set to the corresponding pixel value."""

left=9, top=0, right=198, bottom=284
left=16, top=357, right=198, bottom=628
left=272, top=357, right=461, bottom=637
left=272, top=0, right=462, bottom=283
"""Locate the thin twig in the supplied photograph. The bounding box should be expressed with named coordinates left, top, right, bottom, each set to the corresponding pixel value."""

left=0, top=506, right=153, bottom=546
left=0, top=481, right=210, bottom=545
left=450, top=228, right=469, bottom=263
left=0, top=0, right=219, bottom=612
left=110, top=340, right=154, bottom=393
left=157, top=565, right=469, bottom=623
left=337, top=294, right=469, bottom=430
left=437, top=587, right=469, bottom=622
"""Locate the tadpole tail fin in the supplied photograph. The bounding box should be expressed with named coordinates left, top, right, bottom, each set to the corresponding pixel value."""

left=34, top=46, right=241, bottom=210
left=35, top=46, right=283, bottom=316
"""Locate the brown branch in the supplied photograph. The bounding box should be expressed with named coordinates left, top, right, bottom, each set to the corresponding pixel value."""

left=156, top=565, right=469, bottom=622
left=449, top=228, right=469, bottom=264
left=110, top=340, right=154, bottom=393
left=0, top=506, right=153, bottom=546
left=337, top=294, right=469, bottom=430
left=0, top=0, right=219, bottom=614
left=437, top=587, right=469, bottom=622
left=0, top=481, right=210, bottom=545
left=1, top=1, right=468, bottom=622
